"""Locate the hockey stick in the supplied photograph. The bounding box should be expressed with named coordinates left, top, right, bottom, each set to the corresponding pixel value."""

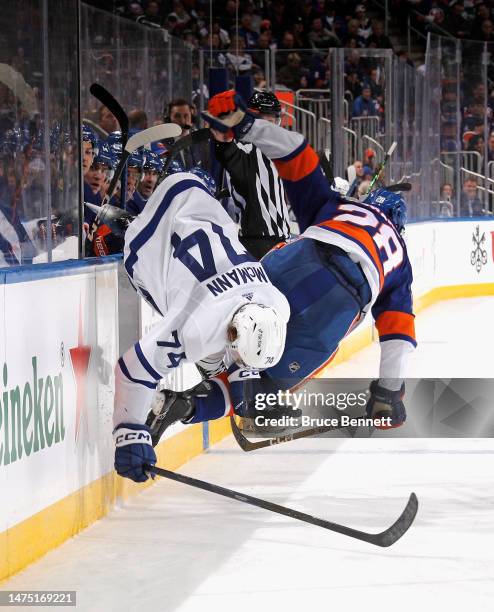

left=230, top=414, right=364, bottom=452
left=89, top=83, right=129, bottom=140
left=162, top=127, right=210, bottom=175
left=103, top=123, right=181, bottom=205
left=366, top=141, right=397, bottom=195
left=90, top=84, right=130, bottom=208
left=147, top=464, right=418, bottom=547
left=383, top=182, right=412, bottom=192
left=318, top=151, right=334, bottom=186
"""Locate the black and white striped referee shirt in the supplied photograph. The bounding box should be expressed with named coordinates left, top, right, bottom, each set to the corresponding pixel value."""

left=215, top=140, right=291, bottom=259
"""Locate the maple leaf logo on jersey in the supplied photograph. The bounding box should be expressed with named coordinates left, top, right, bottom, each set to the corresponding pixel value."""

left=242, top=292, right=254, bottom=301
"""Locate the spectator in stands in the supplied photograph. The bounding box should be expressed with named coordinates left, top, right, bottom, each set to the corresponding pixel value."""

left=460, top=178, right=484, bottom=216
left=479, top=19, right=494, bottom=42
left=364, top=147, right=376, bottom=171
left=165, top=98, right=193, bottom=136
left=366, top=68, right=384, bottom=106
left=461, top=97, right=484, bottom=135
left=219, top=0, right=239, bottom=34
left=441, top=121, right=458, bottom=151
left=223, top=36, right=253, bottom=74
left=439, top=182, right=455, bottom=217
left=164, top=98, right=209, bottom=169
left=345, top=49, right=365, bottom=80
left=367, top=21, right=393, bottom=49
left=470, top=3, right=492, bottom=39
left=425, top=8, right=448, bottom=37
left=342, top=19, right=365, bottom=47
left=352, top=85, right=380, bottom=117
left=292, top=16, right=309, bottom=49
left=125, top=2, right=144, bottom=20
left=202, top=32, right=221, bottom=51
left=239, top=12, right=259, bottom=49
left=306, top=52, right=330, bottom=88
left=167, top=0, right=191, bottom=33
left=468, top=134, right=485, bottom=159
left=444, top=1, right=470, bottom=39
left=307, top=16, right=340, bottom=48
left=144, top=1, right=162, bottom=25
left=251, top=33, right=273, bottom=70
left=348, top=159, right=364, bottom=186
left=488, top=132, right=494, bottom=161
left=253, top=70, right=267, bottom=88
left=278, top=52, right=307, bottom=90
left=396, top=49, right=414, bottom=67
left=98, top=105, right=118, bottom=134
left=355, top=4, right=372, bottom=42
left=128, top=109, right=148, bottom=130
left=269, top=0, right=292, bottom=43
left=280, top=30, right=296, bottom=51
left=212, top=21, right=231, bottom=48
left=345, top=71, right=362, bottom=99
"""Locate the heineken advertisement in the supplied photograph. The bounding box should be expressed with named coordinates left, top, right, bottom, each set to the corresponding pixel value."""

left=0, top=357, right=65, bottom=466
left=0, top=262, right=118, bottom=531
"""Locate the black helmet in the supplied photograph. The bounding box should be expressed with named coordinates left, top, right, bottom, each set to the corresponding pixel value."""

left=248, top=90, right=281, bottom=117
left=85, top=203, right=135, bottom=257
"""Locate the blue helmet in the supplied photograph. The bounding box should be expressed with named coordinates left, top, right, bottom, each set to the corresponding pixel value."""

left=82, top=124, right=98, bottom=149
left=93, top=141, right=114, bottom=169
left=364, top=188, right=407, bottom=233
left=189, top=166, right=216, bottom=197
left=128, top=149, right=144, bottom=169
left=107, top=131, right=122, bottom=146
left=165, top=159, right=185, bottom=176
left=107, top=140, right=122, bottom=167
left=142, top=151, right=164, bottom=174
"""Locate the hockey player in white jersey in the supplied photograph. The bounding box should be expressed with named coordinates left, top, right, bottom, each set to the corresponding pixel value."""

left=86, top=168, right=290, bottom=482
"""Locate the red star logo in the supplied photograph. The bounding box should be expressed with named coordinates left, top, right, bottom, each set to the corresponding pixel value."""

left=69, top=296, right=92, bottom=441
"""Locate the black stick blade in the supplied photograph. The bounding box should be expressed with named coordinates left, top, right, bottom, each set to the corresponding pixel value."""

left=89, top=83, right=129, bottom=140
left=365, top=493, right=419, bottom=547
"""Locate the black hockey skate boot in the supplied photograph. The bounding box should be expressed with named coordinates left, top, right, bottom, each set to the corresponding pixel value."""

left=146, top=381, right=213, bottom=446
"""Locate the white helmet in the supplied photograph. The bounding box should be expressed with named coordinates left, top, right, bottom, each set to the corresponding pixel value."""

left=331, top=176, right=350, bottom=196
left=227, top=303, right=287, bottom=370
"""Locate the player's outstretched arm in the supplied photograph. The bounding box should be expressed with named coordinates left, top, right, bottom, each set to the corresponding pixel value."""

left=369, top=261, right=416, bottom=428
left=203, top=91, right=334, bottom=232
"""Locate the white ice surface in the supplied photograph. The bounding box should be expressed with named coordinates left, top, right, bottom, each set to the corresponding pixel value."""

left=330, top=297, right=494, bottom=378
left=3, top=298, right=494, bottom=612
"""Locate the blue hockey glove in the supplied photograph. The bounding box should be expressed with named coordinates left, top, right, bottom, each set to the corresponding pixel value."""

left=114, top=423, right=157, bottom=482
left=201, top=90, right=256, bottom=139
left=366, top=380, right=406, bottom=429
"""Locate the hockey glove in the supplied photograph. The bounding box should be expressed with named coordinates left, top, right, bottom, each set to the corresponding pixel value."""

left=114, top=423, right=156, bottom=482
left=366, top=380, right=406, bottom=429
left=201, top=90, right=256, bottom=139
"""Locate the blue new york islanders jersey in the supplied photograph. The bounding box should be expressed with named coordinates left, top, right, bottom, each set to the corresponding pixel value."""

left=242, top=119, right=416, bottom=381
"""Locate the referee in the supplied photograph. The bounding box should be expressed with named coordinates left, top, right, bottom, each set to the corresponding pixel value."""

left=211, top=91, right=291, bottom=260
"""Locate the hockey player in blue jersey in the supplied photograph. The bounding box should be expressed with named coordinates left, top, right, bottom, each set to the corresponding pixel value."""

left=127, top=151, right=164, bottom=215
left=138, top=91, right=416, bottom=460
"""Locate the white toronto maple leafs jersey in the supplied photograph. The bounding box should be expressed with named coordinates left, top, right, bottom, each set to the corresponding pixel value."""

left=114, top=172, right=290, bottom=426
